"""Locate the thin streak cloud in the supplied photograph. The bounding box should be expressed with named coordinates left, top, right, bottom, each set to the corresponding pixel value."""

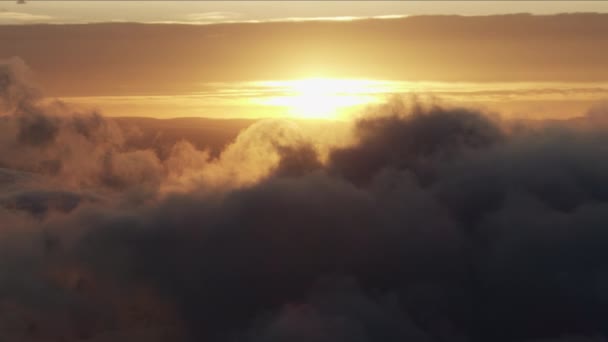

left=0, top=10, right=54, bottom=24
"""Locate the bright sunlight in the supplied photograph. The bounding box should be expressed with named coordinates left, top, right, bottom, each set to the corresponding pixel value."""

left=255, top=78, right=390, bottom=119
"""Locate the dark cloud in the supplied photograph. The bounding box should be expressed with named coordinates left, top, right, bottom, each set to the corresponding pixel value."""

left=329, top=102, right=504, bottom=186
left=1, top=190, right=86, bottom=217
left=16, top=110, right=60, bottom=146
left=242, top=276, right=432, bottom=342
left=2, top=58, right=608, bottom=342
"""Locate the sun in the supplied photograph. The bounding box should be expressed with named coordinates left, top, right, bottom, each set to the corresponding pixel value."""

left=258, top=78, right=381, bottom=119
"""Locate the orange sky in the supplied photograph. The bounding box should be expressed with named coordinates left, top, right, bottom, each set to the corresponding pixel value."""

left=2, top=1, right=608, bottom=24
left=4, top=14, right=608, bottom=95
left=2, top=5, right=608, bottom=119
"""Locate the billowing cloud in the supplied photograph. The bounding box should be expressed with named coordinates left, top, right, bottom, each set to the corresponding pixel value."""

left=3, top=58, right=608, bottom=342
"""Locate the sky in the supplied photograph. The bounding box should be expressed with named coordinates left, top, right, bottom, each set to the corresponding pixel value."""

left=2, top=1, right=608, bottom=24
left=2, top=2, right=608, bottom=120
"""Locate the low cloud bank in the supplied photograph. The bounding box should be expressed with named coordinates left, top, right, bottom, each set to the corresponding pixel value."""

left=2, top=58, right=608, bottom=342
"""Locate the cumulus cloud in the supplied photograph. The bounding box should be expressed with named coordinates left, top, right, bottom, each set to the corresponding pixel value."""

left=2, top=58, right=608, bottom=342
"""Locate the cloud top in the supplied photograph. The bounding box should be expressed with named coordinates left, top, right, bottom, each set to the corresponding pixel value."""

left=2, top=58, right=608, bottom=342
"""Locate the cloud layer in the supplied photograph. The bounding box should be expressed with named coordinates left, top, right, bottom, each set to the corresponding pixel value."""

left=2, top=58, right=608, bottom=342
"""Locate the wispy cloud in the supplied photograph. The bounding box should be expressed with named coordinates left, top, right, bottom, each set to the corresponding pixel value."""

left=139, top=14, right=409, bottom=26
left=205, top=14, right=410, bottom=25
left=0, top=10, right=54, bottom=24
left=184, top=11, right=242, bottom=24
left=0, top=6, right=408, bottom=26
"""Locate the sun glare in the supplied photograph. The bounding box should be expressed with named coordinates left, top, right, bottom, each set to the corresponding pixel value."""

left=257, top=78, right=386, bottom=119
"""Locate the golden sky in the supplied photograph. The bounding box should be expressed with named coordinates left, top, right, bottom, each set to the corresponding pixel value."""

left=2, top=2, right=608, bottom=119
left=2, top=1, right=608, bottom=24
